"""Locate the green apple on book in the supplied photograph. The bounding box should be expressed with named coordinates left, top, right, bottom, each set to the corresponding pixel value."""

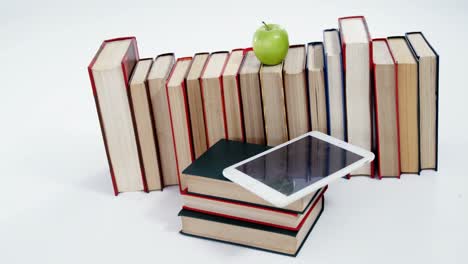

left=253, top=22, right=289, bottom=65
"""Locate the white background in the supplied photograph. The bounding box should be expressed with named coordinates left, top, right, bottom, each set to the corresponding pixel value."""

left=1, top=0, right=467, bottom=263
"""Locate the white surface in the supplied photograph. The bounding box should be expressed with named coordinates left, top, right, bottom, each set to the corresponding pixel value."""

left=223, top=132, right=375, bottom=207
left=1, top=0, right=467, bottom=263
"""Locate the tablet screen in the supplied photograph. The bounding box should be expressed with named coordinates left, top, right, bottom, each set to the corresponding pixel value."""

left=235, top=135, right=364, bottom=196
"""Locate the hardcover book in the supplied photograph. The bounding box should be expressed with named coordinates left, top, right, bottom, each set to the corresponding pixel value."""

left=183, top=139, right=314, bottom=211
left=323, top=29, right=346, bottom=140
left=222, top=49, right=246, bottom=142
left=183, top=185, right=326, bottom=230
left=283, top=45, right=310, bottom=139
left=88, top=37, right=147, bottom=195
left=129, top=58, right=163, bottom=190
left=339, top=16, right=374, bottom=176
left=239, top=50, right=266, bottom=145
left=200, top=52, right=229, bottom=147
left=372, top=39, right=401, bottom=178
left=306, top=42, right=328, bottom=134
left=405, top=32, right=439, bottom=171
left=179, top=195, right=324, bottom=256
left=186, top=53, right=210, bottom=158
left=147, top=53, right=179, bottom=186
left=260, top=61, right=288, bottom=146
left=167, top=57, right=194, bottom=191
left=387, top=37, right=420, bottom=174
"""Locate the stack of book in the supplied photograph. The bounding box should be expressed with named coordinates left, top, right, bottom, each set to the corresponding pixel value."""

left=87, top=15, right=439, bottom=253
left=179, top=139, right=327, bottom=255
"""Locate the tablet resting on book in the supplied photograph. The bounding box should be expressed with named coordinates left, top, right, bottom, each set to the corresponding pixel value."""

left=223, top=131, right=374, bottom=207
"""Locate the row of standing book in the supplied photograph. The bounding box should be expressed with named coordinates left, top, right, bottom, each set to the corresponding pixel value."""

left=87, top=16, right=439, bottom=255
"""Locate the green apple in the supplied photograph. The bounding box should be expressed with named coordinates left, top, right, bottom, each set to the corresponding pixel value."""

left=253, top=22, right=289, bottom=65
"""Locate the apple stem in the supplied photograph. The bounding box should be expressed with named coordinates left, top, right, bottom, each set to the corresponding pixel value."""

left=262, top=21, right=270, bottom=31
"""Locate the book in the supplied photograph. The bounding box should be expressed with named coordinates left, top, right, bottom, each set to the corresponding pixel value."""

left=372, top=39, right=401, bottom=178
left=179, top=195, right=324, bottom=256
left=283, top=45, right=310, bottom=139
left=405, top=32, right=439, bottom=171
left=222, top=49, right=246, bottom=142
left=239, top=50, right=266, bottom=145
left=129, top=58, right=163, bottom=190
left=186, top=53, right=210, bottom=158
left=183, top=185, right=326, bottom=230
left=260, top=62, right=288, bottom=146
left=200, top=52, right=229, bottom=147
left=167, top=57, right=194, bottom=191
left=147, top=53, right=178, bottom=186
left=306, top=42, right=328, bottom=134
left=88, top=37, right=147, bottom=195
left=323, top=29, right=346, bottom=140
left=183, top=139, right=314, bottom=212
left=339, top=16, right=373, bottom=176
left=387, top=37, right=420, bottom=174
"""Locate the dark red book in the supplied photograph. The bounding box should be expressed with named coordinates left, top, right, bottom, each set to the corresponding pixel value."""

left=88, top=37, right=148, bottom=195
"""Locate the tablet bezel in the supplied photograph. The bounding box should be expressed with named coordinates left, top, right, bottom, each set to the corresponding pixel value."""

left=222, top=131, right=375, bottom=207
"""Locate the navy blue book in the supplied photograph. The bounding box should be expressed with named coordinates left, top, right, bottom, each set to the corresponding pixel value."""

left=405, top=32, right=439, bottom=171
left=323, top=29, right=347, bottom=141
left=306, top=42, right=328, bottom=134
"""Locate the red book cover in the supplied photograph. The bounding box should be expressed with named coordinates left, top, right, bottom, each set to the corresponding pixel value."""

left=200, top=51, right=230, bottom=147
left=372, top=38, right=402, bottom=179
left=183, top=186, right=327, bottom=231
left=338, top=16, right=375, bottom=178
left=166, top=57, right=195, bottom=192
left=88, top=37, right=149, bottom=195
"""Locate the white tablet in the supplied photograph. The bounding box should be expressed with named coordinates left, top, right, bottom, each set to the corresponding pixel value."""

left=222, top=131, right=375, bottom=207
